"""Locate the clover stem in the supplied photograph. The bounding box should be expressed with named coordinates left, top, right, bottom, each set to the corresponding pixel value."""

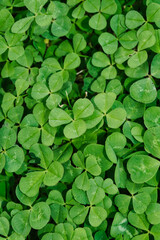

left=65, top=91, right=72, bottom=109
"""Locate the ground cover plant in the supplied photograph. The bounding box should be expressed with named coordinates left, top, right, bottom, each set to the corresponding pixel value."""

left=0, top=0, right=160, bottom=239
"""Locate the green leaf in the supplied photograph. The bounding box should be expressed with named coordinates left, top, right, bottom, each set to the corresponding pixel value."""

left=8, top=106, right=24, bottom=123
left=29, top=202, right=51, bottom=230
left=30, top=143, right=53, bottom=169
left=0, top=126, right=16, bottom=149
left=73, top=33, right=86, bottom=53
left=51, top=16, right=71, bottom=37
left=31, top=82, right=49, bottom=100
left=125, top=10, right=145, bottom=29
left=89, top=13, right=107, bottom=31
left=115, top=194, right=131, bottom=214
left=138, top=31, right=156, bottom=51
left=11, top=210, right=31, bottom=237
left=127, top=51, right=148, bottom=68
left=18, top=127, right=40, bottom=150
left=73, top=98, right=94, bottom=119
left=12, top=17, right=34, bottom=33
left=127, top=155, right=159, bottom=183
left=99, top=32, right=118, bottom=54
left=106, top=108, right=126, bottom=128
left=103, top=178, right=118, bottom=195
left=49, top=108, right=72, bottom=127
left=75, top=171, right=90, bottom=191
left=70, top=205, right=89, bottom=225
left=144, top=127, right=160, bottom=158
left=89, top=206, right=107, bottom=227
left=0, top=36, right=7, bottom=55
left=130, top=78, right=157, bottom=104
left=0, top=9, right=14, bottom=31
left=43, top=161, right=64, bottom=186
left=86, top=155, right=101, bottom=176
left=94, top=92, right=116, bottom=113
left=72, top=228, right=88, bottom=240
left=33, top=103, right=49, bottom=126
left=128, top=211, right=149, bottom=231
left=110, top=14, right=127, bottom=36
left=151, top=53, right=160, bottom=78
left=92, top=52, right=110, bottom=68
left=87, top=179, right=105, bottom=205
left=42, top=233, right=64, bottom=240
left=64, top=53, right=81, bottom=69
left=48, top=72, right=63, bottom=93
left=24, top=0, right=48, bottom=14
left=64, top=119, right=86, bottom=139
left=83, top=0, right=100, bottom=13
left=133, top=193, right=151, bottom=214
left=91, top=76, right=106, bottom=93
left=119, top=30, right=138, bottom=49
left=0, top=217, right=9, bottom=237
left=4, top=146, right=24, bottom=172
left=19, top=171, right=45, bottom=197
left=144, top=106, right=160, bottom=128
left=147, top=3, right=160, bottom=22
left=101, top=0, right=117, bottom=14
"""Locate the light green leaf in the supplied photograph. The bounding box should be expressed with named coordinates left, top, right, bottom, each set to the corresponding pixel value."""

left=64, top=53, right=81, bottom=69
left=51, top=16, right=71, bottom=37
left=64, top=119, right=86, bottom=139
left=98, top=32, right=118, bottom=54
left=83, top=0, right=100, bottom=13
left=0, top=217, right=9, bottom=237
left=73, top=98, right=94, bottom=119
left=31, top=82, right=49, bottom=100
left=130, top=78, right=157, bottom=104
left=92, top=52, right=110, bottom=68
left=138, top=30, right=156, bottom=51
left=144, top=106, right=160, bottom=128
left=0, top=9, right=14, bottom=31
left=18, top=127, right=40, bottom=150
left=42, top=233, right=64, bottom=240
left=89, top=206, right=107, bottom=227
left=33, top=103, right=49, bottom=126
left=125, top=10, right=145, bottom=29
left=101, top=0, right=117, bottom=14
left=11, top=17, right=34, bottom=33
left=0, top=36, right=7, bottom=55
left=144, top=127, right=160, bottom=158
left=43, top=161, right=64, bottom=186
left=94, top=92, right=116, bottom=113
left=73, top=33, right=86, bottom=53
left=89, top=13, right=107, bottom=31
left=86, top=155, right=101, bottom=176
left=29, top=202, right=51, bottom=230
left=11, top=210, right=31, bottom=237
left=49, top=108, right=72, bottom=127
left=87, top=179, right=105, bottom=205
left=19, top=171, right=45, bottom=197
left=119, top=30, right=138, bottom=49
left=147, top=3, right=160, bottom=22
left=49, top=72, right=63, bottom=93
left=4, top=146, right=24, bottom=172
left=70, top=205, right=89, bottom=225
left=106, top=108, right=126, bottom=128
left=151, top=53, right=160, bottom=78
left=24, top=0, right=48, bottom=13
left=127, top=51, right=148, bottom=68
left=75, top=171, right=90, bottom=191
left=133, top=193, right=151, bottom=214
left=127, top=155, right=159, bottom=183
left=128, top=211, right=149, bottom=231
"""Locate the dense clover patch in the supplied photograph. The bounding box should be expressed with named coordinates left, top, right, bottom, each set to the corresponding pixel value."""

left=0, top=0, right=160, bottom=239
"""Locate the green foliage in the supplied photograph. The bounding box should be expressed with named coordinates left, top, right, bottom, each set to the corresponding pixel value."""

left=0, top=0, right=160, bottom=239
